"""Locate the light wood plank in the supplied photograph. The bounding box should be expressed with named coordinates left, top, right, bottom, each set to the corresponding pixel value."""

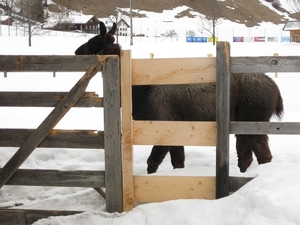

left=133, top=121, right=216, bottom=146
left=134, top=175, right=216, bottom=202
left=132, top=57, right=216, bottom=85
left=121, top=50, right=135, bottom=212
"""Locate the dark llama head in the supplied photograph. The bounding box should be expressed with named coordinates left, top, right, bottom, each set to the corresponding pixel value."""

left=75, top=21, right=120, bottom=56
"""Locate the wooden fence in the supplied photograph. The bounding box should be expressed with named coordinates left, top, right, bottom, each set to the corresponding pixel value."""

left=120, top=42, right=300, bottom=211
left=1, top=42, right=300, bottom=222
left=0, top=55, right=123, bottom=224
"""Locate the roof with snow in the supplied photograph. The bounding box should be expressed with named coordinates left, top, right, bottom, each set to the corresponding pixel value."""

left=0, top=15, right=13, bottom=22
left=71, top=15, right=99, bottom=24
left=283, top=21, right=300, bottom=31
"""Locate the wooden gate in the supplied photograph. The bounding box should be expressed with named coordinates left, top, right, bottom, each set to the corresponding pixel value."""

left=0, top=55, right=122, bottom=224
left=120, top=42, right=300, bottom=211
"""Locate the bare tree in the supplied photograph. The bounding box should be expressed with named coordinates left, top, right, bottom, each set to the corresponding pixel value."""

left=2, top=0, right=18, bottom=12
left=196, top=0, right=223, bottom=45
left=197, top=14, right=223, bottom=45
left=186, top=29, right=196, bottom=37
left=54, top=4, right=74, bottom=31
left=162, top=29, right=178, bottom=41
left=16, top=0, right=44, bottom=46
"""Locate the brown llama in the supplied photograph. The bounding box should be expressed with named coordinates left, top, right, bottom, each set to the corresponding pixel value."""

left=75, top=22, right=284, bottom=173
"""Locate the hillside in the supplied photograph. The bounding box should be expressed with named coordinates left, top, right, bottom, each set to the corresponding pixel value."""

left=50, top=0, right=298, bottom=27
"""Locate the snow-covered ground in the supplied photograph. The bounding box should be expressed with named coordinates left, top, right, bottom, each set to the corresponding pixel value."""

left=1, top=7, right=300, bottom=224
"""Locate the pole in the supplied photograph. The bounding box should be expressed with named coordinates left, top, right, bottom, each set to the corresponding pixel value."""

left=130, top=0, right=133, bottom=45
left=0, top=11, right=2, bottom=36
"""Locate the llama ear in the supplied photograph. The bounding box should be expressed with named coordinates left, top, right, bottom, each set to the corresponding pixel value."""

left=108, top=22, right=117, bottom=35
left=99, top=21, right=107, bottom=39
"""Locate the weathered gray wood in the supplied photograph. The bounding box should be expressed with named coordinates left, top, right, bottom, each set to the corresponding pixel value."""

left=94, top=187, right=106, bottom=199
left=216, top=42, right=231, bottom=199
left=0, top=129, right=104, bottom=149
left=0, top=209, right=25, bottom=225
left=103, top=56, right=123, bottom=212
left=0, top=92, right=103, bottom=107
left=230, top=122, right=300, bottom=135
left=0, top=63, right=102, bottom=189
left=0, top=209, right=83, bottom=225
left=0, top=55, right=108, bottom=72
left=231, top=56, right=300, bottom=73
left=229, top=177, right=253, bottom=193
left=2, top=169, right=105, bottom=187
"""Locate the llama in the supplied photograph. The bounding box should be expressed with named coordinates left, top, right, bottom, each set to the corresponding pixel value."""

left=75, top=22, right=120, bottom=56
left=75, top=22, right=283, bottom=174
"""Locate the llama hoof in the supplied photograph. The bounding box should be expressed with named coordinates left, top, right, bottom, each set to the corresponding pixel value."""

left=147, top=165, right=158, bottom=174
left=257, top=156, right=272, bottom=165
left=238, top=157, right=253, bottom=173
left=147, top=159, right=159, bottom=174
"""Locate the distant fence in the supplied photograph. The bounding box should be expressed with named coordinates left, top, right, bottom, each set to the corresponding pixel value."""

left=0, top=24, right=291, bottom=43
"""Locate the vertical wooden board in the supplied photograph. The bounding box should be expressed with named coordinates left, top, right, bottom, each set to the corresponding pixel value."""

left=134, top=176, right=216, bottom=203
left=216, top=42, right=231, bottom=198
left=132, top=57, right=216, bottom=85
left=103, top=56, right=123, bottom=212
left=120, top=50, right=135, bottom=211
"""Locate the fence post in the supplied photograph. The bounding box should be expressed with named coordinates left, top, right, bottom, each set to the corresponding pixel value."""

left=102, top=56, right=123, bottom=212
left=274, top=53, right=279, bottom=77
left=216, top=42, right=231, bottom=198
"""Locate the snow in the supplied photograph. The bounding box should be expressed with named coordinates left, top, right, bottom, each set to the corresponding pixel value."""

left=1, top=8, right=300, bottom=225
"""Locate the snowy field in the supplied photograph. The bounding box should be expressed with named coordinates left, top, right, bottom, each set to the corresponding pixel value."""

left=1, top=17, right=300, bottom=225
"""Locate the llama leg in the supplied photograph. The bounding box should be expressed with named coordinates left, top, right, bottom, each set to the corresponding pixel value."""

left=147, top=146, right=170, bottom=174
left=249, top=135, right=273, bottom=165
left=169, top=146, right=185, bottom=169
left=236, top=135, right=253, bottom=172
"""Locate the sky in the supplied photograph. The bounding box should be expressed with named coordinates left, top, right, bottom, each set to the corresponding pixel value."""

left=1, top=3, right=300, bottom=225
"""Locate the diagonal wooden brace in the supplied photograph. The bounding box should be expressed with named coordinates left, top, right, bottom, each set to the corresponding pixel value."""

left=0, top=63, right=103, bottom=189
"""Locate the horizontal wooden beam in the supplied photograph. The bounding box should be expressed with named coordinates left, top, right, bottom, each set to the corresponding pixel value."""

left=0, top=92, right=103, bottom=107
left=133, top=175, right=252, bottom=203
left=0, top=55, right=117, bottom=72
left=0, top=209, right=83, bottom=225
left=230, top=122, right=300, bottom=135
left=133, top=175, right=216, bottom=202
left=2, top=169, right=105, bottom=188
left=0, top=129, right=104, bottom=149
left=231, top=56, right=300, bottom=73
left=132, top=57, right=216, bottom=85
left=133, top=121, right=216, bottom=146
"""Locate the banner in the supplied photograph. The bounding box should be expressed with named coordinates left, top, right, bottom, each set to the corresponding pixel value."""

left=208, top=36, right=218, bottom=42
left=186, top=37, right=207, bottom=42
left=233, top=37, right=244, bottom=42
left=254, top=37, right=265, bottom=42
left=281, top=36, right=290, bottom=42
left=267, top=37, right=278, bottom=42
